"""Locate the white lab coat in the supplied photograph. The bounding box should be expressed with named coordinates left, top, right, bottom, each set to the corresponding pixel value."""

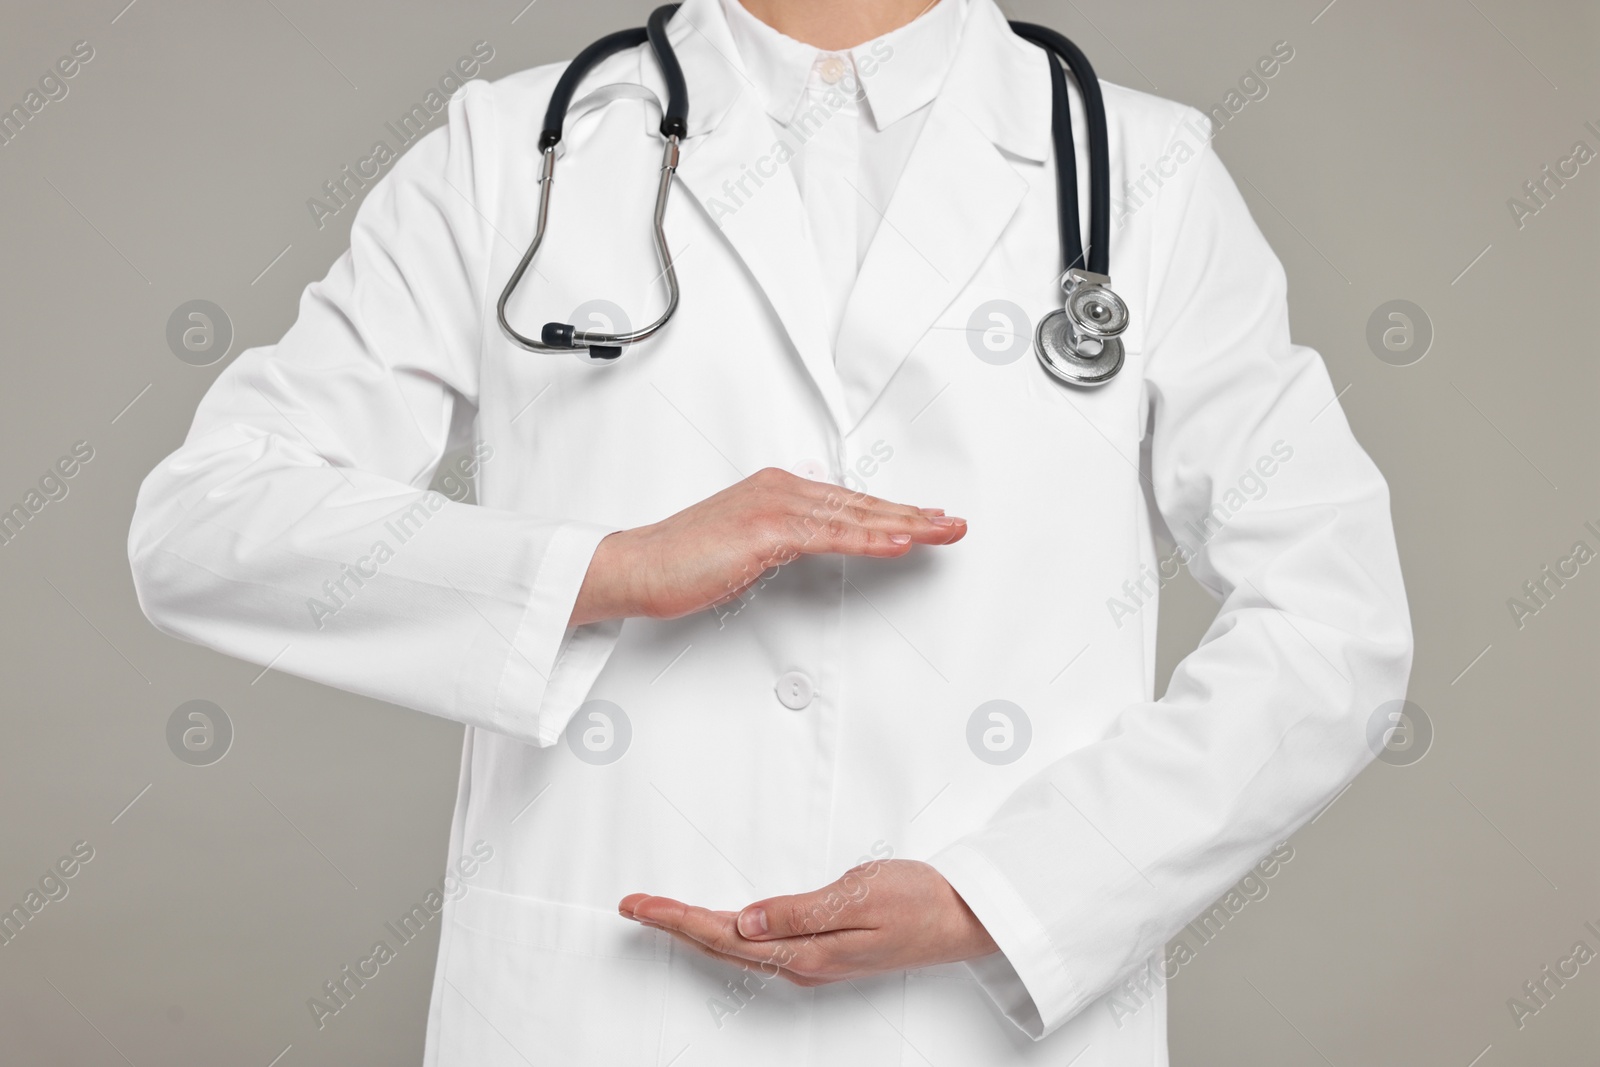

left=127, top=0, right=1413, bottom=1063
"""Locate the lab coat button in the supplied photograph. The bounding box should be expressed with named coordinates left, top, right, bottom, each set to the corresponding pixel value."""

left=775, top=671, right=815, bottom=710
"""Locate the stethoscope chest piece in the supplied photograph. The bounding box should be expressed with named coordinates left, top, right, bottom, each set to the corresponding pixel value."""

left=1034, top=269, right=1128, bottom=387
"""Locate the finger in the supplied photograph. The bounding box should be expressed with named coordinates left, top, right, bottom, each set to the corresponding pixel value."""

left=736, top=878, right=881, bottom=941
left=627, top=896, right=751, bottom=958
left=835, top=505, right=968, bottom=544
left=626, top=896, right=833, bottom=973
left=775, top=509, right=967, bottom=559
left=624, top=895, right=808, bottom=976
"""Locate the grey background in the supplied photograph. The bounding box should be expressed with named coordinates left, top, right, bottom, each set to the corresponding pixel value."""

left=1, top=0, right=1595, bottom=1064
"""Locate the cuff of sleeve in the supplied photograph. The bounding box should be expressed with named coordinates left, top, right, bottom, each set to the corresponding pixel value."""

left=928, top=842, right=1079, bottom=1041
left=491, top=520, right=623, bottom=745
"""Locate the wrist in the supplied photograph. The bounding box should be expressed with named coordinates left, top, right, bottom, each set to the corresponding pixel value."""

left=569, top=527, right=649, bottom=627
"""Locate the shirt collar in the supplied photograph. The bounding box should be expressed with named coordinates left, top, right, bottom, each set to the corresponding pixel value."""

left=718, top=0, right=970, bottom=132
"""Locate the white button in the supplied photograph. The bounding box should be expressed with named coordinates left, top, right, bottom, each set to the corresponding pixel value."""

left=818, top=55, right=846, bottom=85
left=791, top=459, right=828, bottom=481
left=775, top=671, right=815, bottom=710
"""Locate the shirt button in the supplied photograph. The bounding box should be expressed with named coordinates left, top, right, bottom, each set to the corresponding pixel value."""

left=775, top=671, right=815, bottom=710
left=791, top=459, right=828, bottom=482
left=818, top=55, right=846, bottom=85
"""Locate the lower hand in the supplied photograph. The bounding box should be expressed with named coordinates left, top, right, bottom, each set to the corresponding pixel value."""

left=618, top=859, right=999, bottom=986
left=569, top=468, right=966, bottom=627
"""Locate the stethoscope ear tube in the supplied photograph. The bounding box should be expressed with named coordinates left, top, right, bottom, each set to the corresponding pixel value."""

left=1006, top=22, right=1110, bottom=277
left=502, top=5, right=685, bottom=358
left=646, top=4, right=689, bottom=140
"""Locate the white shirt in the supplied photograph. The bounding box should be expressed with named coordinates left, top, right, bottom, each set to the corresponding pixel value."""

left=720, top=0, right=969, bottom=351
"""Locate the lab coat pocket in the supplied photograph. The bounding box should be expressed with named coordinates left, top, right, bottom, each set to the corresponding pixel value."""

left=437, top=886, right=671, bottom=1066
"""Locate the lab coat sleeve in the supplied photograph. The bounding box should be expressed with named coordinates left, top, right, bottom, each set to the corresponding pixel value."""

left=928, top=109, right=1414, bottom=1038
left=128, top=79, right=622, bottom=747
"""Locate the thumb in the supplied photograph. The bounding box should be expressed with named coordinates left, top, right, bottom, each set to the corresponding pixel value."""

left=736, top=876, right=878, bottom=941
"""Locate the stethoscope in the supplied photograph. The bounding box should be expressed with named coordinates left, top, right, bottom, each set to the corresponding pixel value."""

left=498, top=4, right=1130, bottom=387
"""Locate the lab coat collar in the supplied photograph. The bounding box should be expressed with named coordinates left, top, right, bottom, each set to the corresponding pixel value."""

left=830, top=0, right=1055, bottom=430
left=648, top=0, right=855, bottom=430
left=649, top=0, right=1056, bottom=433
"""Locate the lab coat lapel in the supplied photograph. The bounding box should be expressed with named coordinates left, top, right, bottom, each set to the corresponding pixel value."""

left=658, top=0, right=854, bottom=433
left=833, top=0, right=1051, bottom=432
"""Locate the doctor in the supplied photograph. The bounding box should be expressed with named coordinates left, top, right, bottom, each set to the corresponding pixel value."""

left=129, top=0, right=1413, bottom=1063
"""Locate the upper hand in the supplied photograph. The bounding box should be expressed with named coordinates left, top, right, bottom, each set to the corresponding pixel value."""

left=618, top=859, right=999, bottom=986
left=571, top=467, right=966, bottom=626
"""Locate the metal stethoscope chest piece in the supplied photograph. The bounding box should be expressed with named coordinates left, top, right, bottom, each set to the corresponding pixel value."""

left=499, top=6, right=1129, bottom=384
left=1035, top=268, right=1129, bottom=386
